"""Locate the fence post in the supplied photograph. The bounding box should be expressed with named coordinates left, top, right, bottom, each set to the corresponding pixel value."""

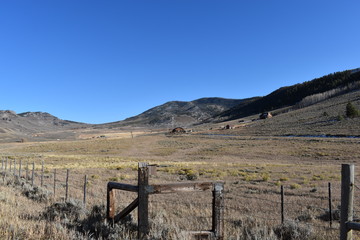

left=107, top=183, right=115, bottom=224
left=328, top=182, right=333, bottom=228
left=340, top=164, right=354, bottom=240
left=281, top=185, right=284, bottom=224
left=65, top=169, right=69, bottom=201
left=31, top=162, right=35, bottom=186
left=9, top=159, right=12, bottom=172
left=19, top=160, right=22, bottom=178
left=83, top=175, right=87, bottom=207
left=13, top=159, right=16, bottom=176
left=41, top=161, right=44, bottom=187
left=138, top=162, right=149, bottom=240
left=53, top=169, right=57, bottom=199
left=1, top=157, right=3, bottom=171
left=4, top=157, right=7, bottom=171
left=212, top=182, right=224, bottom=240
left=26, top=161, right=29, bottom=180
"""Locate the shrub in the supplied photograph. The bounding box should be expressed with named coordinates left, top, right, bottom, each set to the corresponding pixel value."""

left=319, top=209, right=340, bottom=221
left=273, top=221, right=313, bottom=240
left=22, top=183, right=52, bottom=202
left=262, top=173, right=270, bottom=182
left=290, top=183, right=301, bottom=189
left=43, top=199, right=87, bottom=223
left=337, top=115, right=345, bottom=121
left=346, top=102, right=360, bottom=118
left=279, top=177, right=289, bottom=182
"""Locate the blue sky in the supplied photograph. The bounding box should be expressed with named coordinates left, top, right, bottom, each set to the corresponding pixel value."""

left=1, top=1, right=359, bottom=124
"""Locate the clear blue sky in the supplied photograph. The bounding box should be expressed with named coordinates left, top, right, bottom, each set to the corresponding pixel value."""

left=1, top=1, right=359, bottom=124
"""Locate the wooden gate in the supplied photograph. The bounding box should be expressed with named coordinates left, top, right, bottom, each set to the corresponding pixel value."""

left=107, top=162, right=224, bottom=240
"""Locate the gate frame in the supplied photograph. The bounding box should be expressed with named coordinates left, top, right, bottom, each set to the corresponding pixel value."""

left=107, top=162, right=224, bottom=240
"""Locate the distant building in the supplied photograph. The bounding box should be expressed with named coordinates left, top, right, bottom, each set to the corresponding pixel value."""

left=171, top=127, right=186, bottom=134
left=259, top=112, right=272, bottom=119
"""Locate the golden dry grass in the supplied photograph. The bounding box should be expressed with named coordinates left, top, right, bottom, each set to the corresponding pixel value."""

left=1, top=132, right=360, bottom=239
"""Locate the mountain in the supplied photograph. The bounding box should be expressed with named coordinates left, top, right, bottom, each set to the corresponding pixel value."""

left=217, top=68, right=360, bottom=121
left=102, top=97, right=256, bottom=128
left=0, top=111, right=87, bottom=142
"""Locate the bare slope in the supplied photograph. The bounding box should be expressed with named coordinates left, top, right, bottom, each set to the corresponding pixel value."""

left=102, top=97, right=256, bottom=128
left=0, top=111, right=87, bottom=142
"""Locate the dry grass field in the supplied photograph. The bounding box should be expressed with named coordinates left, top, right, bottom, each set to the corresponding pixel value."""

left=1, top=129, right=360, bottom=239
left=1, top=90, right=360, bottom=239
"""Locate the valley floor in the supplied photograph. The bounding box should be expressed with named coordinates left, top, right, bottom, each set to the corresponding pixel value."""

left=1, top=132, right=360, bottom=239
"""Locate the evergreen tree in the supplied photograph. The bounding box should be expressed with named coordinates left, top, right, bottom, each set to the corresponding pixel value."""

left=346, top=102, right=360, bottom=118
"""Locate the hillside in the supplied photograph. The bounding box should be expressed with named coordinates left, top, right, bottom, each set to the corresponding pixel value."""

left=0, top=111, right=87, bottom=142
left=101, top=97, right=257, bottom=128
left=218, top=69, right=360, bottom=121
left=213, top=88, right=360, bottom=137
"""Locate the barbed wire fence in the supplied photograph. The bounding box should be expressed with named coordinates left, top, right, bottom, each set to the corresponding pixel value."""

left=0, top=156, right=356, bottom=238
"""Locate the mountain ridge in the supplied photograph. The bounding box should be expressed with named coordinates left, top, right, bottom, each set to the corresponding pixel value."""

left=102, top=97, right=254, bottom=128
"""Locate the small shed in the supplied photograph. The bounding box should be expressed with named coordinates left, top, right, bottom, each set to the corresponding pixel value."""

left=171, top=127, right=186, bottom=134
left=259, top=112, right=272, bottom=119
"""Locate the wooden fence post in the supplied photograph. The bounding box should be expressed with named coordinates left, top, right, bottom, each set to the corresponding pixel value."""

left=4, top=158, right=7, bottom=171
left=13, top=159, right=16, bottom=176
left=281, top=185, right=284, bottom=224
left=340, top=164, right=355, bottom=240
left=83, top=175, right=87, bottom=207
left=328, top=182, right=333, bottom=228
left=26, top=161, right=29, bottom=180
left=212, top=182, right=224, bottom=240
left=1, top=157, right=3, bottom=171
left=53, top=169, right=57, bottom=199
left=31, top=162, right=35, bottom=186
left=65, top=169, right=69, bottom=201
left=9, top=159, right=12, bottom=172
left=107, top=183, right=115, bottom=224
left=138, top=162, right=149, bottom=240
left=19, top=160, right=22, bottom=178
left=41, top=161, right=44, bottom=187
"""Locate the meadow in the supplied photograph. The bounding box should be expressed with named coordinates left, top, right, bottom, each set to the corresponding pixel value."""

left=1, top=132, right=360, bottom=239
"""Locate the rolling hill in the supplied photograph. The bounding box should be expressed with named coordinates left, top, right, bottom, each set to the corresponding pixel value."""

left=101, top=97, right=256, bottom=128
left=0, top=111, right=87, bottom=142
left=1, top=67, right=360, bottom=142
left=217, top=68, right=360, bottom=121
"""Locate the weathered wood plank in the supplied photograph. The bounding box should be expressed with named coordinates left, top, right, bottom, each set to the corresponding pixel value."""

left=108, top=182, right=139, bottom=192
left=146, top=181, right=217, bottom=194
left=114, top=197, right=139, bottom=223
left=347, top=221, right=360, bottom=231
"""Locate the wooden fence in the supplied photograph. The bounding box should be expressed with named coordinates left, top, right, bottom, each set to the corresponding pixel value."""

left=107, top=162, right=224, bottom=240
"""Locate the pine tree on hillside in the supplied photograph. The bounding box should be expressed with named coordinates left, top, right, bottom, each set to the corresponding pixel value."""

left=346, top=102, right=360, bottom=118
